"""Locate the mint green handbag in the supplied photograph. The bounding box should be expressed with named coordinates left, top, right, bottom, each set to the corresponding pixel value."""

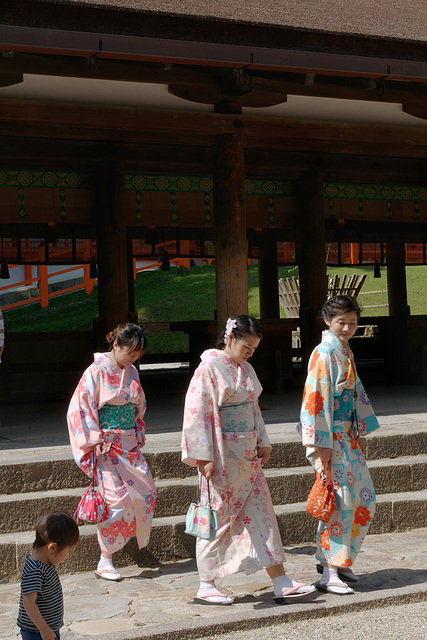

left=185, top=479, right=218, bottom=540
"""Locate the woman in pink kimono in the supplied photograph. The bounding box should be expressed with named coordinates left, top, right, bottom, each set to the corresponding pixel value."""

left=300, top=296, right=379, bottom=595
left=68, top=323, right=156, bottom=581
left=182, top=315, right=315, bottom=605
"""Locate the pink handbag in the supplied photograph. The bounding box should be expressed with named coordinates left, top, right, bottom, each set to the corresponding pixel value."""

left=74, top=480, right=109, bottom=524
left=74, top=460, right=109, bottom=524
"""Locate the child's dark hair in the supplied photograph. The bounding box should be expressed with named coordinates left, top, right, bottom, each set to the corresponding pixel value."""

left=216, top=314, right=263, bottom=348
left=34, top=512, right=80, bottom=551
left=321, top=295, right=361, bottom=322
left=106, top=323, right=147, bottom=355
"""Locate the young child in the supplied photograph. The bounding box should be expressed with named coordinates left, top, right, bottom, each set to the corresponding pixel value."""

left=17, top=512, right=80, bottom=640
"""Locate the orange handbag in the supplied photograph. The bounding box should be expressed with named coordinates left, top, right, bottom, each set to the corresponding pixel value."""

left=306, top=465, right=336, bottom=523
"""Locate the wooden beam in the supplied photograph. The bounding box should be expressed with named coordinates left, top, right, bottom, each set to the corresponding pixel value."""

left=10, top=52, right=427, bottom=108
left=2, top=100, right=427, bottom=159
left=1, top=135, right=427, bottom=181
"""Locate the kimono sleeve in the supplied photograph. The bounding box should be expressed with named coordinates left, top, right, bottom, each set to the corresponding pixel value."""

left=355, top=374, right=380, bottom=436
left=67, top=366, right=103, bottom=477
left=300, top=347, right=334, bottom=449
left=253, top=398, right=271, bottom=449
left=134, top=385, right=147, bottom=445
left=181, top=361, right=219, bottom=467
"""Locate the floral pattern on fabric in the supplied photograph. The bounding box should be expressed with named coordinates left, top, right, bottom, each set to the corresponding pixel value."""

left=300, top=331, right=379, bottom=567
left=182, top=349, right=286, bottom=580
left=67, top=352, right=156, bottom=554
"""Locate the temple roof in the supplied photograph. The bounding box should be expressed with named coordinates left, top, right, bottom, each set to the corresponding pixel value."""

left=29, top=0, right=427, bottom=44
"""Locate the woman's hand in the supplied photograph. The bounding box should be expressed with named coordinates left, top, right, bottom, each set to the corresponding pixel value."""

left=257, top=446, right=271, bottom=466
left=318, top=447, right=333, bottom=465
left=358, top=437, right=366, bottom=455
left=94, top=442, right=111, bottom=458
left=197, top=460, right=214, bottom=480
left=137, top=433, right=146, bottom=448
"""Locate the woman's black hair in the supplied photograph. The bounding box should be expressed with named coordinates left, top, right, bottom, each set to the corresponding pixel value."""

left=216, top=314, right=263, bottom=349
left=105, top=323, right=147, bottom=355
left=34, top=512, right=80, bottom=550
left=321, top=295, right=361, bottom=322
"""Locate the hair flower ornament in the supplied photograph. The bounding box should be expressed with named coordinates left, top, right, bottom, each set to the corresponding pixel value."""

left=224, top=317, right=238, bottom=343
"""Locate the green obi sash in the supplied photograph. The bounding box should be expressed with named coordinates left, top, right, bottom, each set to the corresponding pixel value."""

left=98, top=403, right=135, bottom=430
left=218, top=401, right=254, bottom=432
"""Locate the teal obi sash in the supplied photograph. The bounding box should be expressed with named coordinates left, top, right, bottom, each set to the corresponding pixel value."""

left=333, top=389, right=355, bottom=424
left=218, top=401, right=254, bottom=432
left=98, top=403, right=135, bottom=430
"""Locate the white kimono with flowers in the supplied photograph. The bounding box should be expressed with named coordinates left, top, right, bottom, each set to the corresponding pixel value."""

left=182, top=349, right=286, bottom=580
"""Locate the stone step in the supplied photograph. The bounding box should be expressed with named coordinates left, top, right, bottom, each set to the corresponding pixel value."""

left=2, top=455, right=427, bottom=535
left=2, top=421, right=426, bottom=494
left=2, top=489, right=427, bottom=581
left=2, top=529, right=427, bottom=640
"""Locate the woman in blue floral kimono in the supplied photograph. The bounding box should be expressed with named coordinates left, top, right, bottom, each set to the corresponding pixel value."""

left=299, top=295, right=379, bottom=595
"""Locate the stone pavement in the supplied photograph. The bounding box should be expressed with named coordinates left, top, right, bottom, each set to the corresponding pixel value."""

left=1, top=527, right=427, bottom=640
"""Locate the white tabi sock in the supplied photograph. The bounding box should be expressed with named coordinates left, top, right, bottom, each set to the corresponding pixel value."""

left=97, top=555, right=121, bottom=579
left=197, top=581, right=233, bottom=603
left=272, top=575, right=313, bottom=596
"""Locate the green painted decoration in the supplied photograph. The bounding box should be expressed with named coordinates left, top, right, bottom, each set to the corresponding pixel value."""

left=267, top=196, right=275, bottom=228
left=59, top=189, right=67, bottom=222
left=0, top=169, right=90, bottom=189
left=204, top=193, right=211, bottom=227
left=415, top=201, right=420, bottom=222
left=124, top=174, right=293, bottom=196
left=324, top=182, right=427, bottom=202
left=18, top=188, right=25, bottom=223
left=135, top=191, right=143, bottom=226
left=170, top=191, right=178, bottom=226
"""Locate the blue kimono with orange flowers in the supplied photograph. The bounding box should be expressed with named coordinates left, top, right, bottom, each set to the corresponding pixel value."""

left=300, top=331, right=379, bottom=567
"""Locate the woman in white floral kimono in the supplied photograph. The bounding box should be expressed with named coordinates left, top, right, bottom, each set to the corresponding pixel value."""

left=299, top=296, right=379, bottom=595
left=68, top=323, right=156, bottom=581
left=182, top=315, right=315, bottom=605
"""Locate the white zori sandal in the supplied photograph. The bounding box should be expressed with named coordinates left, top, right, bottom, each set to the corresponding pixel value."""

left=194, top=583, right=234, bottom=605
left=95, top=556, right=122, bottom=582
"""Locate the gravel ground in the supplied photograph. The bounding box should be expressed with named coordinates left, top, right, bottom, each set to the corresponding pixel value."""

left=194, top=602, right=427, bottom=640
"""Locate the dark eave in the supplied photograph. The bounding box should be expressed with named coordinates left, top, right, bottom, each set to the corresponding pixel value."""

left=2, top=23, right=427, bottom=82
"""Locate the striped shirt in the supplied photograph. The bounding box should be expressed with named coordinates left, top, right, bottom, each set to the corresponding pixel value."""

left=17, top=555, right=63, bottom=632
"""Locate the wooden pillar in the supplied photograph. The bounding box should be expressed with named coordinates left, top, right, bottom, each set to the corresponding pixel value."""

left=385, top=233, right=410, bottom=382
left=296, top=170, right=328, bottom=367
left=213, top=133, right=248, bottom=328
left=258, top=229, right=280, bottom=320
left=94, top=160, right=130, bottom=347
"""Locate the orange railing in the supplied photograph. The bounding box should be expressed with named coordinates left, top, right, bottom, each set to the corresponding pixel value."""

left=0, top=264, right=96, bottom=311
left=0, top=257, right=190, bottom=311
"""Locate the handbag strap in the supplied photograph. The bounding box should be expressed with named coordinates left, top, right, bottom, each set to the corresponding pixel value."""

left=320, top=462, right=332, bottom=484
left=200, top=476, right=212, bottom=508
left=92, top=448, right=106, bottom=494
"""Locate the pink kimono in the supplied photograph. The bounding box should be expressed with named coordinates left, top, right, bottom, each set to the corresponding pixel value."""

left=182, top=349, right=286, bottom=580
left=67, top=352, right=156, bottom=555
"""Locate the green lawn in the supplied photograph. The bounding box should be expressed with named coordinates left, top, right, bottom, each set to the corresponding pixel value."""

left=3, top=263, right=427, bottom=353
